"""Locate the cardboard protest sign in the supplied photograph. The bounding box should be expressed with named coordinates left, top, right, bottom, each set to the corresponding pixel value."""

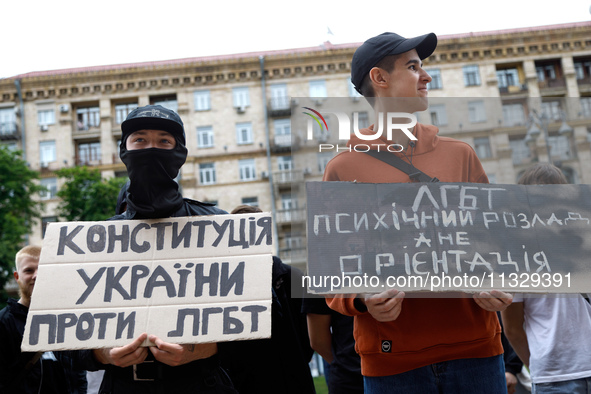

left=22, top=213, right=273, bottom=352
left=305, top=182, right=591, bottom=295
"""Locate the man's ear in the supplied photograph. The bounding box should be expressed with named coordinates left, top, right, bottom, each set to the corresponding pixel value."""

left=369, top=67, right=390, bottom=90
left=13, top=271, right=19, bottom=281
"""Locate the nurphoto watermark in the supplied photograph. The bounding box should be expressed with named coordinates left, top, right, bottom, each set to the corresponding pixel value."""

left=293, top=97, right=425, bottom=153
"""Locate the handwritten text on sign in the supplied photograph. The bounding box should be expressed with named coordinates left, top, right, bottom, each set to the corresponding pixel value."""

left=22, top=213, right=273, bottom=351
left=305, top=182, right=591, bottom=294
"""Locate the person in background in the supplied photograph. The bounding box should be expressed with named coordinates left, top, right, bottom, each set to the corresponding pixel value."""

left=72, top=105, right=236, bottom=394
left=324, top=30, right=512, bottom=393
left=303, top=294, right=363, bottom=393
left=0, top=245, right=87, bottom=394
left=218, top=204, right=316, bottom=394
left=499, top=312, right=528, bottom=394
left=502, top=162, right=591, bottom=393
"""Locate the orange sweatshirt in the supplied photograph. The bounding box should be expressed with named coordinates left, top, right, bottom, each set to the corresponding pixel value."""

left=324, top=123, right=503, bottom=377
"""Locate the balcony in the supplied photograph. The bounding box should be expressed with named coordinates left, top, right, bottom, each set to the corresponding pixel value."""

left=274, top=134, right=291, bottom=147
left=273, top=133, right=303, bottom=153
left=74, top=123, right=101, bottom=140
left=538, top=78, right=567, bottom=95
left=273, top=169, right=304, bottom=187
left=499, top=84, right=528, bottom=98
left=271, top=134, right=291, bottom=153
left=75, top=143, right=102, bottom=166
left=0, top=122, right=19, bottom=140
left=75, top=157, right=102, bottom=166
left=538, top=78, right=566, bottom=89
left=577, top=76, right=591, bottom=94
left=272, top=134, right=300, bottom=153
left=268, top=97, right=291, bottom=117
left=276, top=208, right=306, bottom=224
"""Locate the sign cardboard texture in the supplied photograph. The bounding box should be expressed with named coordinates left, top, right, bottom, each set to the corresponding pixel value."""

left=22, top=213, right=273, bottom=352
left=306, top=182, right=591, bottom=295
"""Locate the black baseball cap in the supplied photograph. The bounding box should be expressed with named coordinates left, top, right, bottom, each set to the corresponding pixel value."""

left=121, top=104, right=186, bottom=145
left=351, top=32, right=437, bottom=94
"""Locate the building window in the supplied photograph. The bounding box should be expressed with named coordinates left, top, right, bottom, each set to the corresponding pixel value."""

left=548, top=135, right=571, bottom=160
left=197, top=126, right=214, bottom=148
left=270, top=84, right=289, bottom=110
left=317, top=152, right=333, bottom=174
left=463, top=65, right=481, bottom=86
left=0, top=107, right=17, bottom=135
left=199, top=162, right=216, bottom=185
left=236, top=122, right=253, bottom=145
left=503, top=103, right=526, bottom=126
left=39, top=140, right=56, bottom=166
left=241, top=197, right=258, bottom=206
left=194, top=90, right=211, bottom=111
left=468, top=101, right=486, bottom=123
left=40, top=177, right=58, bottom=200
left=575, top=60, right=591, bottom=80
left=536, top=65, right=556, bottom=81
left=281, top=193, right=297, bottom=211
left=354, top=111, right=370, bottom=130
left=496, top=68, right=519, bottom=88
left=510, top=138, right=531, bottom=165
left=284, top=233, right=303, bottom=250
left=233, top=87, right=250, bottom=109
left=2, top=142, right=18, bottom=151
left=278, top=155, right=293, bottom=171
left=76, top=106, right=100, bottom=130
left=151, top=96, right=178, bottom=112
left=239, top=159, right=256, bottom=181
left=274, top=119, right=291, bottom=136
left=42, top=216, right=58, bottom=238
left=78, top=141, right=101, bottom=165
left=273, top=119, right=291, bottom=147
left=426, top=69, right=442, bottom=90
left=38, top=109, right=55, bottom=126
left=541, top=101, right=562, bottom=121
left=309, top=80, right=327, bottom=97
left=581, top=97, right=591, bottom=118
left=115, top=103, right=138, bottom=124
left=348, top=77, right=362, bottom=97
left=429, top=104, right=448, bottom=127
left=473, top=137, right=492, bottom=159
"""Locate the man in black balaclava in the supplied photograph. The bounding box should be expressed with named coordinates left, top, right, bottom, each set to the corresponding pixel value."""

left=115, top=104, right=226, bottom=220
left=74, top=105, right=235, bottom=394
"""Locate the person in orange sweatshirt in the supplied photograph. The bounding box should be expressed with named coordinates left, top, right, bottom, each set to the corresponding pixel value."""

left=323, top=31, right=513, bottom=394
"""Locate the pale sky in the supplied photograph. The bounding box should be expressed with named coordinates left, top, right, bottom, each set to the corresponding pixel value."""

left=2, top=0, right=590, bottom=79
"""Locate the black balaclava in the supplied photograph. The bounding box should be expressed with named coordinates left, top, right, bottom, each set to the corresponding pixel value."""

left=119, top=105, right=188, bottom=219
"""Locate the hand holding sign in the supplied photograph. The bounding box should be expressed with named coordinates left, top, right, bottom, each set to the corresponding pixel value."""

left=94, top=332, right=149, bottom=368
left=148, top=335, right=217, bottom=366
left=473, top=290, right=513, bottom=312
left=363, top=289, right=406, bottom=322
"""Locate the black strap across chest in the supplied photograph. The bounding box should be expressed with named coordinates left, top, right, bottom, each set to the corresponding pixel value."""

left=364, top=150, right=439, bottom=183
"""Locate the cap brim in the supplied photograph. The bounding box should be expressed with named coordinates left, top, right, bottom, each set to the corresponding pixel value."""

left=121, top=117, right=184, bottom=141
left=391, top=32, right=437, bottom=60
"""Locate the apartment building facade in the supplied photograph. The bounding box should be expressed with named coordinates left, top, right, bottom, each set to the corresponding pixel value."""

left=1, top=21, right=590, bottom=273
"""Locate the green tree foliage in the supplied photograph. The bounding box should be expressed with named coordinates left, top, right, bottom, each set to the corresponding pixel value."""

left=0, top=146, right=44, bottom=303
left=56, top=166, right=127, bottom=222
